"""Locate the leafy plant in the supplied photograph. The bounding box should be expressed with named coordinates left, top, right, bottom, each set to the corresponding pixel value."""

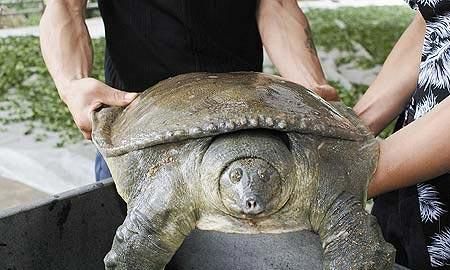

left=0, top=6, right=413, bottom=145
left=307, top=6, right=414, bottom=69
left=0, top=36, right=106, bottom=145
left=330, top=81, right=395, bottom=138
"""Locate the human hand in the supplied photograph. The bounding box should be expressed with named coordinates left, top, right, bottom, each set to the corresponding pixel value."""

left=58, top=78, right=138, bottom=140
left=311, top=84, right=339, bottom=101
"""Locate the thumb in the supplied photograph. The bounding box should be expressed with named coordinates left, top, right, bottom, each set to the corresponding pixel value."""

left=97, top=84, right=139, bottom=107
left=314, top=85, right=340, bottom=101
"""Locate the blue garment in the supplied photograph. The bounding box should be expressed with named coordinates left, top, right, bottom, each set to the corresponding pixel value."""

left=95, top=152, right=112, bottom=181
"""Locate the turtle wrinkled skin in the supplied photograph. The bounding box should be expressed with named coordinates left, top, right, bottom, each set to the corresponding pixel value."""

left=92, top=72, right=395, bottom=270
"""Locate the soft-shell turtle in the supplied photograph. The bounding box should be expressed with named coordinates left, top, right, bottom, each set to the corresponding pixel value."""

left=92, top=72, right=395, bottom=270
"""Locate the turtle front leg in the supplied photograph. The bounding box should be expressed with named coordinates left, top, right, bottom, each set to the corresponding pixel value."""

left=311, top=192, right=395, bottom=270
left=104, top=168, right=197, bottom=270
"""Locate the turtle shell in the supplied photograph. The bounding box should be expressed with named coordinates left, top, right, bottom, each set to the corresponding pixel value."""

left=92, top=72, right=369, bottom=157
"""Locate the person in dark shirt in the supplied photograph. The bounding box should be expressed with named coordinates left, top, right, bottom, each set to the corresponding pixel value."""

left=354, top=1, right=450, bottom=268
left=40, top=0, right=338, bottom=181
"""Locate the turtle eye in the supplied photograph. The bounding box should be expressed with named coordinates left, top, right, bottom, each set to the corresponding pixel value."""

left=257, top=169, right=269, bottom=181
left=229, top=168, right=243, bottom=183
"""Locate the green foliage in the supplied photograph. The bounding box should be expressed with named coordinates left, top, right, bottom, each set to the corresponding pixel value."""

left=330, top=81, right=367, bottom=108
left=307, top=6, right=414, bottom=69
left=305, top=6, right=414, bottom=139
left=330, top=81, right=395, bottom=138
left=0, top=6, right=413, bottom=144
left=0, top=0, right=99, bottom=28
left=0, top=3, right=42, bottom=28
left=0, top=36, right=106, bottom=145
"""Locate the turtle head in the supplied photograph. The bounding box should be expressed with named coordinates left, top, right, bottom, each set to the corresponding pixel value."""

left=200, top=129, right=295, bottom=219
left=220, top=157, right=283, bottom=217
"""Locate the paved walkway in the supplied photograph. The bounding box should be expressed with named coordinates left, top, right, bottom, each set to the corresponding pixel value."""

left=0, top=123, right=96, bottom=195
left=0, top=123, right=95, bottom=210
left=0, top=176, right=48, bottom=210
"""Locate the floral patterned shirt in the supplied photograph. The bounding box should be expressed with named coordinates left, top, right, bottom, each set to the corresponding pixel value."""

left=396, top=0, right=450, bottom=268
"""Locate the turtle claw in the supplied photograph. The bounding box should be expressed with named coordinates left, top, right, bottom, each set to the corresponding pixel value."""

left=314, top=192, right=395, bottom=269
left=104, top=212, right=168, bottom=270
left=104, top=251, right=118, bottom=269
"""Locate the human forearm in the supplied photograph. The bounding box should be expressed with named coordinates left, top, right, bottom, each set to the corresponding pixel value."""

left=368, top=96, right=450, bottom=198
left=257, top=0, right=326, bottom=89
left=354, top=13, right=425, bottom=135
left=40, top=0, right=92, bottom=98
left=39, top=0, right=137, bottom=140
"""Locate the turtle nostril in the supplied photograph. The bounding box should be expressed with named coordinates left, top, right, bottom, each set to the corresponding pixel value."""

left=246, top=198, right=257, bottom=209
left=243, top=197, right=264, bottom=215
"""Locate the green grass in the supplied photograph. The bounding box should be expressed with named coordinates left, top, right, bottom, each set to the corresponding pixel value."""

left=307, top=6, right=414, bottom=69
left=330, top=81, right=396, bottom=138
left=0, top=6, right=414, bottom=145
left=0, top=0, right=99, bottom=28
left=0, top=37, right=106, bottom=145
left=307, top=6, right=413, bottom=138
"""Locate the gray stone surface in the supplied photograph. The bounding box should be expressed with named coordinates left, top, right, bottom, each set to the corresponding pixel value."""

left=0, top=179, right=409, bottom=270
left=0, top=180, right=126, bottom=270
left=168, top=230, right=323, bottom=270
left=169, top=231, right=409, bottom=270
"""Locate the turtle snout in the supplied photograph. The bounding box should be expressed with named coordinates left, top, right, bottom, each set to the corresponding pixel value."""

left=243, top=196, right=264, bottom=215
left=219, top=157, right=284, bottom=219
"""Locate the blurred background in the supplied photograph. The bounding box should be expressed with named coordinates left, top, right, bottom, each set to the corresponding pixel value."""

left=0, top=0, right=413, bottom=210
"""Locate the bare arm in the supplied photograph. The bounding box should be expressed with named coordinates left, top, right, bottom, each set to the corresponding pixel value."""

left=40, top=0, right=137, bottom=139
left=353, top=13, right=425, bottom=135
left=368, top=96, right=450, bottom=198
left=40, top=0, right=91, bottom=90
left=257, top=0, right=338, bottom=101
left=360, top=12, right=450, bottom=197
